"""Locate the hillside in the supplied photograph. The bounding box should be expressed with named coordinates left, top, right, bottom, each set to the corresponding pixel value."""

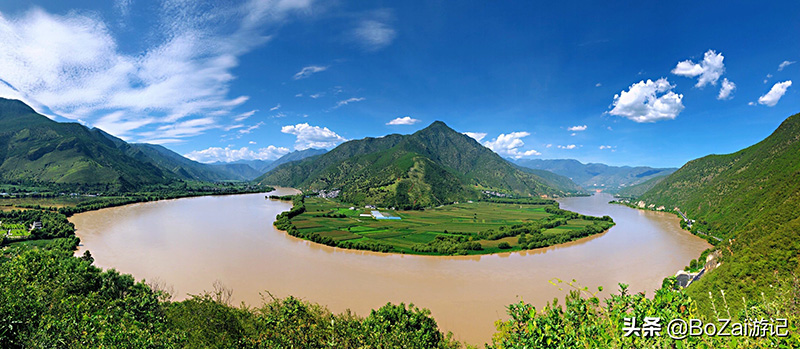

left=615, top=174, right=668, bottom=197
left=0, top=98, right=172, bottom=189
left=514, top=158, right=675, bottom=192
left=514, top=166, right=584, bottom=193
left=638, top=112, right=800, bottom=315
left=257, top=121, right=575, bottom=207
left=95, top=124, right=253, bottom=182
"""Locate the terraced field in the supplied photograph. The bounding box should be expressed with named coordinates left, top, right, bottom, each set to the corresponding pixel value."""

left=286, top=197, right=613, bottom=255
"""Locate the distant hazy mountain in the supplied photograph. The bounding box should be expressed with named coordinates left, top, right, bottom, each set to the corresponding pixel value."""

left=210, top=148, right=328, bottom=180
left=0, top=98, right=172, bottom=189
left=513, top=158, right=676, bottom=192
left=214, top=159, right=274, bottom=173
left=257, top=121, right=579, bottom=207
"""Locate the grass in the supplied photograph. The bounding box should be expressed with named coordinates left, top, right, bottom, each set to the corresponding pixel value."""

left=288, top=197, right=610, bottom=255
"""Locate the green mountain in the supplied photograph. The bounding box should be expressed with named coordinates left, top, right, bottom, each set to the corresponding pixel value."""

left=638, top=113, right=800, bottom=315
left=0, top=98, right=172, bottom=189
left=513, top=166, right=585, bottom=193
left=514, top=158, right=675, bottom=192
left=257, top=121, right=575, bottom=207
left=264, top=148, right=327, bottom=172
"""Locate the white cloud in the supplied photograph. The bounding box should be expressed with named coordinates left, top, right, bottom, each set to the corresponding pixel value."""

left=718, top=78, right=736, bottom=100
left=557, top=144, right=577, bottom=150
left=483, top=132, right=541, bottom=159
left=545, top=144, right=552, bottom=148
left=595, top=83, right=602, bottom=87
left=609, top=78, right=684, bottom=123
left=310, top=93, right=323, bottom=99
left=114, top=0, right=133, bottom=17
left=758, top=81, right=792, bottom=107
left=567, top=125, right=587, bottom=131
left=778, top=61, right=796, bottom=71
left=463, top=132, right=487, bottom=142
left=748, top=101, right=756, bottom=106
left=249, top=141, right=256, bottom=144
left=599, top=145, right=614, bottom=150
left=184, top=145, right=290, bottom=163
left=138, top=117, right=218, bottom=143
left=333, top=97, right=365, bottom=108
left=239, top=122, right=264, bottom=134
left=352, top=10, right=395, bottom=51
left=295, top=93, right=303, bottom=97
left=671, top=50, right=725, bottom=87
left=387, top=116, right=420, bottom=125
left=0, top=1, right=314, bottom=141
left=269, top=104, right=280, bottom=111
left=234, top=110, right=257, bottom=122
left=293, top=65, right=328, bottom=80
left=281, top=123, right=347, bottom=150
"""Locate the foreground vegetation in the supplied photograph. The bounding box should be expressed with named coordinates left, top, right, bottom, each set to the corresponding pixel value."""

left=273, top=196, right=613, bottom=255
left=2, top=241, right=796, bottom=348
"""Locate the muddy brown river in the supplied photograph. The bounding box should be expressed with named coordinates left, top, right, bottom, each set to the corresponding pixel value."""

left=72, top=189, right=710, bottom=345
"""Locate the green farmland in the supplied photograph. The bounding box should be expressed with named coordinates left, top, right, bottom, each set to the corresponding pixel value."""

left=275, top=197, right=614, bottom=255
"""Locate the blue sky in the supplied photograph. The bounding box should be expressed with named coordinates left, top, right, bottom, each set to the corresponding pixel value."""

left=0, top=1, right=798, bottom=167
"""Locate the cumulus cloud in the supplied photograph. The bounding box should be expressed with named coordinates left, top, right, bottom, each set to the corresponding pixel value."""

left=609, top=78, right=684, bottom=123
left=185, top=145, right=290, bottom=163
left=483, top=132, right=541, bottom=159
left=599, top=145, right=615, bottom=150
left=333, top=97, right=365, bottom=108
left=778, top=61, right=796, bottom=71
left=672, top=50, right=725, bottom=88
left=758, top=81, right=792, bottom=107
left=0, top=1, right=313, bottom=142
left=557, top=144, right=577, bottom=150
left=293, top=65, right=327, bottom=80
left=567, top=125, right=587, bottom=131
left=718, top=78, right=736, bottom=100
left=281, top=123, right=347, bottom=150
left=463, top=132, right=487, bottom=142
left=387, top=116, right=420, bottom=125
left=352, top=10, right=395, bottom=51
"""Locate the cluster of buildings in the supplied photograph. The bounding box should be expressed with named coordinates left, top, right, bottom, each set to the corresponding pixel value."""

left=483, top=190, right=510, bottom=198
left=316, top=189, right=340, bottom=199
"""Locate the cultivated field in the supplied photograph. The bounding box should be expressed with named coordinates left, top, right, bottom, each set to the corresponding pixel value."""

left=289, top=197, right=610, bottom=255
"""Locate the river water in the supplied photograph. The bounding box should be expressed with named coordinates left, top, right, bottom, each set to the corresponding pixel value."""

left=71, top=190, right=710, bottom=345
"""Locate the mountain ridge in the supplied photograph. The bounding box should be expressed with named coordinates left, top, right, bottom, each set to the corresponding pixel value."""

left=257, top=121, right=581, bottom=207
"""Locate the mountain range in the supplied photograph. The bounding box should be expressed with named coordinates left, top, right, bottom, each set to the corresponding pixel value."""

left=257, top=121, right=582, bottom=207
left=634, top=112, right=800, bottom=315
left=513, top=158, right=675, bottom=192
